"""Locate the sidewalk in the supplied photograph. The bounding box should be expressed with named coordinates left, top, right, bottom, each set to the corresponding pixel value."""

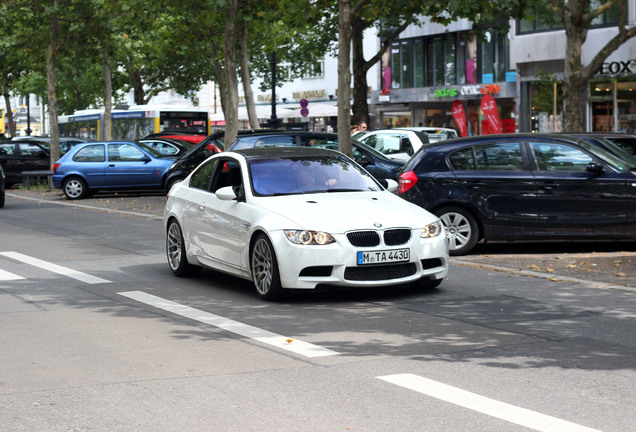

left=6, top=187, right=636, bottom=291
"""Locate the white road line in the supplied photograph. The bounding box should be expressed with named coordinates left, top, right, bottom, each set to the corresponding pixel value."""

left=0, top=268, right=25, bottom=281
left=118, top=291, right=339, bottom=358
left=377, top=374, right=602, bottom=432
left=0, top=251, right=111, bottom=284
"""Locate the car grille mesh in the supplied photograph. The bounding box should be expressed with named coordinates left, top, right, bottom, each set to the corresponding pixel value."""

left=346, top=229, right=411, bottom=247
left=344, top=263, right=416, bottom=281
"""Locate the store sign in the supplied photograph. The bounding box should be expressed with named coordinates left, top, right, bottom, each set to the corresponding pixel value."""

left=480, top=94, right=501, bottom=134
left=456, top=84, right=500, bottom=96
left=435, top=89, right=458, bottom=98
left=452, top=100, right=468, bottom=137
left=599, top=60, right=633, bottom=75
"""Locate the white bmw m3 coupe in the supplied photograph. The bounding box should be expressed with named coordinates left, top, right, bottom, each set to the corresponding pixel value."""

left=164, top=146, right=448, bottom=300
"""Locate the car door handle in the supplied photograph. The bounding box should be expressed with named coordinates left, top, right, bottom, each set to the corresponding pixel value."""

left=541, top=181, right=558, bottom=190
left=108, top=164, right=115, bottom=167
left=469, top=180, right=487, bottom=188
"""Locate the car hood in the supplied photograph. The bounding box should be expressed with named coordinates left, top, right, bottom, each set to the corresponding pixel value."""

left=253, top=191, right=437, bottom=232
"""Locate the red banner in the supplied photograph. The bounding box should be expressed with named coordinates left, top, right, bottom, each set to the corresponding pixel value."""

left=451, top=100, right=468, bottom=137
left=480, top=94, right=501, bottom=134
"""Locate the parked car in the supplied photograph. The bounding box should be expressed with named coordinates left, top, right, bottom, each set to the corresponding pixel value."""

left=163, top=129, right=259, bottom=192
left=136, top=137, right=195, bottom=157
left=594, top=133, right=636, bottom=156
left=143, top=131, right=208, bottom=144
left=353, top=129, right=430, bottom=162
left=397, top=133, right=636, bottom=255
left=12, top=135, right=92, bottom=155
left=396, top=127, right=458, bottom=142
left=164, top=146, right=448, bottom=300
left=225, top=131, right=406, bottom=183
left=0, top=140, right=50, bottom=187
left=0, top=163, right=5, bottom=208
left=562, top=133, right=636, bottom=164
left=52, top=141, right=177, bottom=199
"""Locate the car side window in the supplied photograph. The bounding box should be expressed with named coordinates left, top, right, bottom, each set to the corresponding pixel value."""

left=108, top=143, right=145, bottom=162
left=73, top=145, right=105, bottom=162
left=449, top=148, right=476, bottom=170
left=0, top=143, right=14, bottom=155
left=190, top=159, right=218, bottom=191
left=19, top=143, right=48, bottom=158
left=531, top=142, right=593, bottom=172
left=144, top=140, right=179, bottom=155
left=208, top=159, right=242, bottom=193
left=474, top=142, right=523, bottom=171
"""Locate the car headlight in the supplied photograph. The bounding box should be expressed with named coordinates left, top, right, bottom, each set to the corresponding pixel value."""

left=284, top=230, right=335, bottom=245
left=420, top=221, right=443, bottom=238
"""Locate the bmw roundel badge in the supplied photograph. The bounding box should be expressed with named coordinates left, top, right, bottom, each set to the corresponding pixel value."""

left=374, top=222, right=382, bottom=228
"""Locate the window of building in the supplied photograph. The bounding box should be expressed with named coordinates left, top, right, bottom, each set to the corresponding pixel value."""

left=480, top=31, right=510, bottom=83
left=518, top=1, right=623, bottom=34
left=391, top=40, right=411, bottom=89
left=385, top=30, right=511, bottom=89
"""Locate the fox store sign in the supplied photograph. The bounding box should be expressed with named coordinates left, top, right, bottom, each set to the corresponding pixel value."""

left=598, top=60, right=633, bottom=76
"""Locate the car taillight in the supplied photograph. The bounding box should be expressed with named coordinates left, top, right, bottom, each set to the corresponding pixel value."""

left=398, top=170, right=418, bottom=194
left=53, top=163, right=61, bottom=173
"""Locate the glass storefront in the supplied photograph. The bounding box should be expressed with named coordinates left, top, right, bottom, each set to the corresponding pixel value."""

left=589, top=76, right=636, bottom=133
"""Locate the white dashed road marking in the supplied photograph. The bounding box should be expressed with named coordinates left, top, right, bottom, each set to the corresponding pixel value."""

left=118, top=290, right=339, bottom=358
left=377, top=374, right=602, bottom=432
left=0, top=251, right=111, bottom=284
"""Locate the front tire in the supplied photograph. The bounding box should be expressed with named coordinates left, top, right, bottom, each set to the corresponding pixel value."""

left=166, top=219, right=201, bottom=276
left=62, top=177, right=88, bottom=200
left=251, top=233, right=284, bottom=300
left=435, top=206, right=479, bottom=256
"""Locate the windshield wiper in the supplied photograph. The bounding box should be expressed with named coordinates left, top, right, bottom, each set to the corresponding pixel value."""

left=325, top=188, right=364, bottom=193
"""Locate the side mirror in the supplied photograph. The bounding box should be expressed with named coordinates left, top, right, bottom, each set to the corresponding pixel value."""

left=141, top=155, right=151, bottom=163
left=379, top=179, right=398, bottom=193
left=356, top=155, right=372, bottom=166
left=586, top=162, right=604, bottom=175
left=215, top=186, right=237, bottom=201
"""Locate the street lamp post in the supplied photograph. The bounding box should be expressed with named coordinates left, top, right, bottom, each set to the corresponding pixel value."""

left=25, top=95, right=32, bottom=136
left=268, top=51, right=280, bottom=129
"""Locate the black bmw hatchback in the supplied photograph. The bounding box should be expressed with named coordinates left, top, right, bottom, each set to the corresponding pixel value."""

left=398, top=133, right=636, bottom=255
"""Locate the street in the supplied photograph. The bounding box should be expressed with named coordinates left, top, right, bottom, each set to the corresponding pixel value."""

left=1, top=192, right=635, bottom=431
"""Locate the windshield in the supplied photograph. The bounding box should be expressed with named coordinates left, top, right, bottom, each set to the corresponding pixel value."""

left=249, top=155, right=383, bottom=196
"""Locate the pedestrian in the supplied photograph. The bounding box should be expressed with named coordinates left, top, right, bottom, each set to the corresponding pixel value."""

left=356, top=121, right=368, bottom=132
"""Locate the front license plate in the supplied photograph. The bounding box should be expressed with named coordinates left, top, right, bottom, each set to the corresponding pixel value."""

left=357, top=248, right=410, bottom=265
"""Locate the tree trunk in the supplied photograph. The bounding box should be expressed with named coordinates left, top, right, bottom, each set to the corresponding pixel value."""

left=239, top=26, right=260, bottom=130
left=337, top=0, right=352, bottom=157
left=561, top=2, right=587, bottom=132
left=351, top=16, right=369, bottom=126
left=102, top=49, right=113, bottom=141
left=129, top=67, right=145, bottom=106
left=222, top=0, right=239, bottom=144
left=47, top=2, right=60, bottom=168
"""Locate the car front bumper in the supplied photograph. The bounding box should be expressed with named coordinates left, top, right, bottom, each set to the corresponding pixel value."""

left=269, top=231, right=449, bottom=290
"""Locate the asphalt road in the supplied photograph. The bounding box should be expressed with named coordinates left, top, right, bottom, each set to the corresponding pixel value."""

left=1, top=189, right=635, bottom=431
left=7, top=187, right=635, bottom=291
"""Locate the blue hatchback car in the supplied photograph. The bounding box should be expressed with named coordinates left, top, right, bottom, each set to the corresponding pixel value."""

left=53, top=141, right=177, bottom=199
